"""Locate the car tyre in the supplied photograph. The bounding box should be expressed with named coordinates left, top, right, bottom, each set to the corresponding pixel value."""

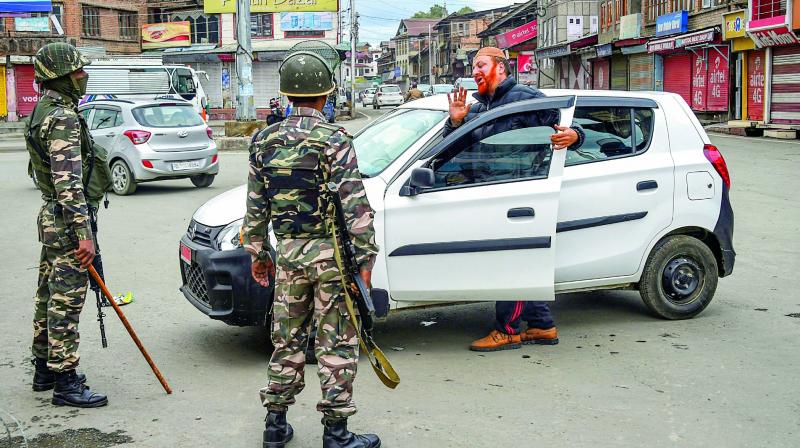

left=111, top=160, right=137, bottom=196
left=190, top=174, right=215, bottom=188
left=639, top=235, right=718, bottom=320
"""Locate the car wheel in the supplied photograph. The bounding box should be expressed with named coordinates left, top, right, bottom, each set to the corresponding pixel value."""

left=111, top=160, right=137, bottom=196
left=639, top=235, right=718, bottom=320
left=190, top=174, right=215, bottom=188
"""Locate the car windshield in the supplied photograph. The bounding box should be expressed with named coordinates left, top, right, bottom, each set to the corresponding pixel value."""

left=459, top=78, right=478, bottom=90
left=132, top=104, right=204, bottom=128
left=381, top=86, right=401, bottom=94
left=433, top=84, right=453, bottom=93
left=354, top=108, right=447, bottom=177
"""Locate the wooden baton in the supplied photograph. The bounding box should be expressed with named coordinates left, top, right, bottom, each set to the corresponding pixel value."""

left=88, top=266, right=172, bottom=394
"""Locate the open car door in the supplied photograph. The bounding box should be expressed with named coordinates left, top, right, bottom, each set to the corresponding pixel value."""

left=381, top=96, right=576, bottom=302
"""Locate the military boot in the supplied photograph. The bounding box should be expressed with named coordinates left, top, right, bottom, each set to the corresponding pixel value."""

left=263, top=410, right=293, bottom=448
left=52, top=370, right=108, bottom=408
left=322, top=417, right=381, bottom=448
left=32, top=358, right=86, bottom=392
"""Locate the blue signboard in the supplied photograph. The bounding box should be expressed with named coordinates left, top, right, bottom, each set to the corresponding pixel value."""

left=0, top=0, right=51, bottom=13
left=393, top=66, right=401, bottom=78
left=279, top=12, right=333, bottom=31
left=656, top=11, right=688, bottom=37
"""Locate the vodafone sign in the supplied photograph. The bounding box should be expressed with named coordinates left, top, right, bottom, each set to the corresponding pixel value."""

left=749, top=26, right=799, bottom=47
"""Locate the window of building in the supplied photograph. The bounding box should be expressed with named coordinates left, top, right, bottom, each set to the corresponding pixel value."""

left=752, top=0, right=786, bottom=20
left=251, top=13, right=273, bottom=38
left=82, top=6, right=100, bottom=37
left=172, top=12, right=219, bottom=44
left=566, top=107, right=654, bottom=166
left=285, top=30, right=324, bottom=38
left=50, top=4, right=63, bottom=33
left=119, top=11, right=137, bottom=40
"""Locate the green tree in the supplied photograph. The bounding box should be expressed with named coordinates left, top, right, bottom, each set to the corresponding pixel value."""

left=456, top=6, right=474, bottom=14
left=412, top=4, right=447, bottom=18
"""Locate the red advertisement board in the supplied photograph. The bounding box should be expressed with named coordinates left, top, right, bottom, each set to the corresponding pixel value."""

left=691, top=51, right=708, bottom=110
left=706, top=47, right=730, bottom=111
left=747, top=49, right=766, bottom=121
left=15, top=64, right=39, bottom=117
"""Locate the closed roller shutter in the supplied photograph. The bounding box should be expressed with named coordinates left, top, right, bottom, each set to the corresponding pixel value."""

left=194, top=62, right=223, bottom=109
left=611, top=54, right=628, bottom=90
left=770, top=45, right=800, bottom=124
left=706, top=46, right=729, bottom=111
left=691, top=50, right=708, bottom=110
left=663, top=53, right=692, bottom=105
left=0, top=66, right=7, bottom=118
left=747, top=49, right=766, bottom=121
left=593, top=58, right=610, bottom=89
left=628, top=53, right=653, bottom=91
left=15, top=65, right=38, bottom=117
left=252, top=61, right=280, bottom=109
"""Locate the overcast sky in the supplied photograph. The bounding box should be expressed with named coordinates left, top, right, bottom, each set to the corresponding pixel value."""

left=348, top=0, right=521, bottom=46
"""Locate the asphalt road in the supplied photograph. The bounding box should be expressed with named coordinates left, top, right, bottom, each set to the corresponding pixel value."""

left=1, top=111, right=798, bottom=447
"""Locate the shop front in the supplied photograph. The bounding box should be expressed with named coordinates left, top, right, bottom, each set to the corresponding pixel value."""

left=592, top=44, right=612, bottom=89
left=535, top=43, right=570, bottom=89
left=723, top=10, right=762, bottom=121
left=0, top=66, right=7, bottom=119
left=14, top=63, right=38, bottom=118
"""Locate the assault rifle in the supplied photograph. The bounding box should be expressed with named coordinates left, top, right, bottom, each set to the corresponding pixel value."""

left=88, top=206, right=108, bottom=348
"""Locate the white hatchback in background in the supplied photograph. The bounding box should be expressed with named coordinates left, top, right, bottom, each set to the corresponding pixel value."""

left=372, top=84, right=404, bottom=109
left=79, top=98, right=218, bottom=195
left=179, top=90, right=735, bottom=326
left=362, top=88, right=377, bottom=105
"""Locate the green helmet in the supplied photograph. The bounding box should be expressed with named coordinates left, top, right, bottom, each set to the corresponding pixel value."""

left=279, top=51, right=335, bottom=97
left=34, top=42, right=91, bottom=83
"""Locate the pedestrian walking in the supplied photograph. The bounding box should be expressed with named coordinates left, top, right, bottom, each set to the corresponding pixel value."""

left=445, top=46, right=585, bottom=352
left=243, top=49, right=381, bottom=448
left=26, top=42, right=110, bottom=407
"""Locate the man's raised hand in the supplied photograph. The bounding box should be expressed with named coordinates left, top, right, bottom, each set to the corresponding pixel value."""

left=447, top=87, right=470, bottom=127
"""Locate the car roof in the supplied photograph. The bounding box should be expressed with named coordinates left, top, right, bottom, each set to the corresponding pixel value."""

left=79, top=98, right=193, bottom=109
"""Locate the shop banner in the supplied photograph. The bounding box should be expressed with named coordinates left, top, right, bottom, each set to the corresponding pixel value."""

left=279, top=12, right=333, bottom=31
left=750, top=26, right=799, bottom=47
left=0, top=0, right=50, bottom=13
left=204, top=0, right=338, bottom=14
left=14, top=15, right=48, bottom=32
left=647, top=38, right=675, bottom=53
left=536, top=44, right=570, bottom=60
left=596, top=43, right=613, bottom=57
left=676, top=29, right=715, bottom=47
left=495, top=19, right=538, bottom=49
left=723, top=10, right=747, bottom=40
left=619, top=13, right=641, bottom=40
left=656, top=11, right=688, bottom=37
left=142, top=22, right=191, bottom=49
left=706, top=47, right=729, bottom=111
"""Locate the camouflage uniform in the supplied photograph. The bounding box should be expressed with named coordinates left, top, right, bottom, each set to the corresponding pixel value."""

left=243, top=106, right=378, bottom=419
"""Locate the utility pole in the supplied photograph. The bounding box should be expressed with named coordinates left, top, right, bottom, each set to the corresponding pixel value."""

left=428, top=23, right=432, bottom=84
left=235, top=0, right=255, bottom=120
left=350, top=0, right=357, bottom=117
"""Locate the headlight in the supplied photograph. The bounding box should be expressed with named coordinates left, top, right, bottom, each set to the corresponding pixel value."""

left=217, top=219, right=243, bottom=251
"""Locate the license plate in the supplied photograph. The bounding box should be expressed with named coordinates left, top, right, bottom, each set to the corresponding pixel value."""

left=173, top=160, right=202, bottom=171
left=180, top=242, right=192, bottom=264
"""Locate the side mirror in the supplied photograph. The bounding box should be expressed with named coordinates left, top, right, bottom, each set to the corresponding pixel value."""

left=401, top=167, right=435, bottom=196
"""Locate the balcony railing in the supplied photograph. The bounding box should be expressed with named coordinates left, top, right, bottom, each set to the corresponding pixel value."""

left=752, top=0, right=787, bottom=21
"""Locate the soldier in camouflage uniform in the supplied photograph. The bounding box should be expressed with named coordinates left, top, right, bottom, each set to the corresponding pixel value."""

left=243, top=50, right=381, bottom=448
left=26, top=42, right=108, bottom=408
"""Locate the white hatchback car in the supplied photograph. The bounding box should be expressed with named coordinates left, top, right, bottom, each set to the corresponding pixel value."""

left=179, top=91, right=734, bottom=326
left=372, top=84, right=404, bottom=109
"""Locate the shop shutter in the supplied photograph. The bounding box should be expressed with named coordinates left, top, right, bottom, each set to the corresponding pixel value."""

left=706, top=46, right=730, bottom=112
left=252, top=61, right=280, bottom=109
left=15, top=65, right=38, bottom=117
left=0, top=66, right=7, bottom=118
left=628, top=53, right=653, bottom=91
left=691, top=50, right=709, bottom=111
left=611, top=54, right=628, bottom=90
left=770, top=45, right=800, bottom=124
left=663, top=53, right=692, bottom=106
left=194, top=62, right=223, bottom=109
left=747, top=49, right=766, bottom=121
left=593, top=58, right=610, bottom=89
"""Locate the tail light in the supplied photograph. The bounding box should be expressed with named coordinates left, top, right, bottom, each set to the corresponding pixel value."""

left=206, top=127, right=213, bottom=139
left=211, top=154, right=218, bottom=164
left=703, top=144, right=731, bottom=189
left=124, top=130, right=152, bottom=145
left=377, top=92, right=383, bottom=97
left=142, top=160, right=154, bottom=168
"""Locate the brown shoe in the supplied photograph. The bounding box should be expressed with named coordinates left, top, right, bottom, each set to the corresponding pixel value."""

left=469, top=330, right=521, bottom=352
left=521, top=327, right=559, bottom=345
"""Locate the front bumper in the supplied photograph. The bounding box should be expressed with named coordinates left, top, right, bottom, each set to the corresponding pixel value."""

left=179, top=232, right=273, bottom=326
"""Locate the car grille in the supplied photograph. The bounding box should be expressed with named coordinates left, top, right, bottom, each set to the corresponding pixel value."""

left=187, top=220, right=216, bottom=248
left=183, top=261, right=210, bottom=305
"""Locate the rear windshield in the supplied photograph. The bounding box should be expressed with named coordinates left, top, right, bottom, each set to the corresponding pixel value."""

left=132, top=104, right=203, bottom=128
left=381, top=86, right=401, bottom=93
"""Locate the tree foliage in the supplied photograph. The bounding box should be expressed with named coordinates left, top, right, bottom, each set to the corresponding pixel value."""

left=412, top=4, right=447, bottom=18
left=457, top=6, right=474, bottom=14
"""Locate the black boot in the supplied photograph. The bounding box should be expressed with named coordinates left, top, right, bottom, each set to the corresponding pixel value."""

left=263, top=410, right=293, bottom=448
left=52, top=370, right=108, bottom=408
left=322, top=417, right=381, bottom=448
left=31, top=358, right=86, bottom=392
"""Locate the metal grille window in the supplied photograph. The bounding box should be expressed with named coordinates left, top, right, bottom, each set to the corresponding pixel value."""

left=172, top=12, right=219, bottom=44
left=752, top=0, right=786, bottom=20
left=118, top=11, right=137, bottom=40
left=251, top=13, right=273, bottom=38
left=82, top=6, right=100, bottom=37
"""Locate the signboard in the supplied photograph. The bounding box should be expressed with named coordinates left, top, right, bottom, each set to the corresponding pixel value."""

left=0, top=0, right=50, bottom=13
left=535, top=44, right=570, bottom=60
left=596, top=43, right=612, bottom=58
left=647, top=38, right=676, bottom=53
left=619, top=13, right=641, bottom=40
left=676, top=29, right=715, bottom=47
left=280, top=12, right=333, bottom=31
left=142, top=22, right=191, bottom=49
left=723, top=10, right=747, bottom=40
left=14, top=16, right=48, bottom=32
left=204, top=0, right=338, bottom=14
left=656, top=11, right=688, bottom=37
left=494, top=19, right=538, bottom=49
left=393, top=66, right=401, bottom=78
left=221, top=68, right=230, bottom=90
left=750, top=26, right=799, bottom=47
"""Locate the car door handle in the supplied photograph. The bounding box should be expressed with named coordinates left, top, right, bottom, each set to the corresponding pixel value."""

left=105, top=133, right=116, bottom=137
left=637, top=180, right=658, bottom=192
left=508, top=207, right=535, bottom=218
